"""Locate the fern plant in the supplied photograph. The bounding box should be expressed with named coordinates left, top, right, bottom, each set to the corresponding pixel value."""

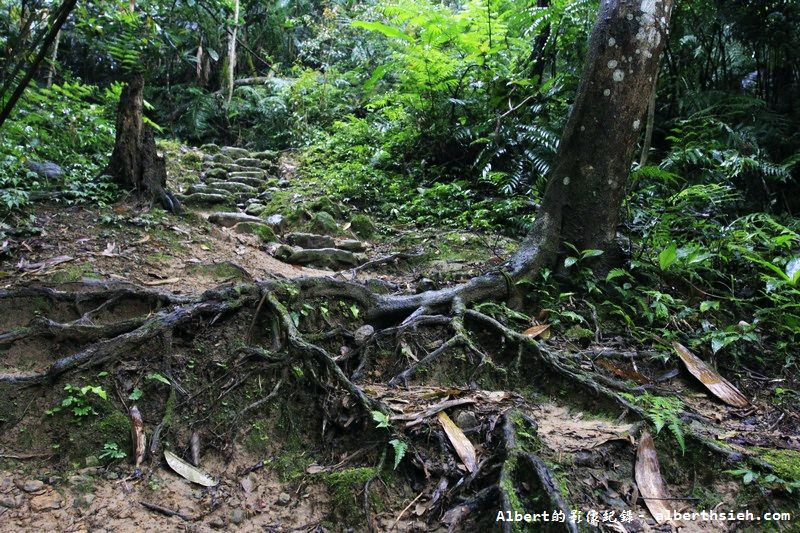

left=622, top=392, right=686, bottom=454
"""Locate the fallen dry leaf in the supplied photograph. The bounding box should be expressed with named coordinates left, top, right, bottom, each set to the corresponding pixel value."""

left=437, top=411, right=477, bottom=473
left=101, top=242, right=118, bottom=257
left=522, top=324, right=550, bottom=339
left=164, top=450, right=217, bottom=486
left=16, top=255, right=73, bottom=271
left=134, top=234, right=151, bottom=245
left=672, top=342, right=748, bottom=407
left=635, top=431, right=672, bottom=524
left=130, top=405, right=146, bottom=470
left=143, top=277, right=181, bottom=286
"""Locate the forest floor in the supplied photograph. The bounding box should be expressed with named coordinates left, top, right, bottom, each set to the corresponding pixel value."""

left=0, top=143, right=797, bottom=532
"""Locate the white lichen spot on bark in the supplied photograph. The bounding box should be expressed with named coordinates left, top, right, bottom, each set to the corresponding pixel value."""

left=608, top=37, right=616, bottom=46
left=608, top=59, right=618, bottom=69
left=613, top=69, right=625, bottom=82
left=633, top=119, right=641, bottom=130
left=563, top=176, right=570, bottom=186
left=603, top=88, right=611, bottom=96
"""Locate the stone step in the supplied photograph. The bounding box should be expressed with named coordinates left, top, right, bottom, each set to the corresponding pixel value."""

left=179, top=193, right=234, bottom=205
left=285, top=232, right=335, bottom=249
left=285, top=248, right=365, bottom=270
left=224, top=175, right=268, bottom=188
left=220, top=146, right=251, bottom=159
left=187, top=184, right=236, bottom=197
left=208, top=212, right=264, bottom=228
left=204, top=180, right=260, bottom=195
left=234, top=157, right=268, bottom=169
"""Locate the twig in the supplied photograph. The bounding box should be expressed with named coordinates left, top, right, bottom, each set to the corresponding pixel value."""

left=390, top=489, right=426, bottom=530
left=140, top=500, right=192, bottom=520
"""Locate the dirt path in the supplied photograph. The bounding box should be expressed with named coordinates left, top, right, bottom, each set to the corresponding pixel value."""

left=0, top=144, right=796, bottom=533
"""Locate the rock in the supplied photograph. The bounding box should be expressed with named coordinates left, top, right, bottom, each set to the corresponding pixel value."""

left=227, top=175, right=267, bottom=188
left=205, top=180, right=259, bottom=195
left=0, top=495, right=22, bottom=508
left=454, top=410, right=478, bottom=430
left=416, top=278, right=436, bottom=292
left=265, top=214, right=286, bottom=233
left=84, top=455, right=100, bottom=467
left=231, top=508, right=245, bottom=524
left=286, top=248, right=362, bottom=270
left=180, top=193, right=234, bottom=206
left=204, top=167, right=228, bottom=180
left=200, top=143, right=221, bottom=154
left=276, top=492, right=291, bottom=506
left=209, top=516, right=226, bottom=529
left=25, top=160, right=63, bottom=179
left=277, top=178, right=290, bottom=188
left=29, top=493, right=62, bottom=511
left=285, top=232, right=335, bottom=249
left=336, top=239, right=365, bottom=252
left=267, top=243, right=301, bottom=261
left=354, top=325, right=374, bottom=345
left=244, top=203, right=267, bottom=216
left=311, top=211, right=338, bottom=235
left=252, top=150, right=278, bottom=161
left=210, top=153, right=234, bottom=164
left=208, top=212, right=264, bottom=228
left=73, top=493, right=95, bottom=509
left=19, top=479, right=45, bottom=493
left=104, top=471, right=119, bottom=480
left=187, top=184, right=235, bottom=196
left=349, top=214, right=376, bottom=238
left=233, top=157, right=266, bottom=168
left=220, top=146, right=251, bottom=159
left=233, top=222, right=276, bottom=242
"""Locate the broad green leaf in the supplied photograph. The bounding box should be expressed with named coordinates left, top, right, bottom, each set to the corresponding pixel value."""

left=351, top=21, right=413, bottom=43
left=564, top=256, right=578, bottom=268
left=146, top=372, right=171, bottom=386
left=786, top=257, right=800, bottom=284
left=658, top=243, right=678, bottom=270
left=699, top=301, right=719, bottom=312
left=372, top=410, right=390, bottom=428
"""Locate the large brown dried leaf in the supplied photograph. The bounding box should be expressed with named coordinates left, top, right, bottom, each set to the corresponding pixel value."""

left=164, top=450, right=217, bottom=486
left=635, top=431, right=671, bottom=524
left=672, top=342, right=749, bottom=407
left=522, top=324, right=550, bottom=339
left=437, top=412, right=477, bottom=473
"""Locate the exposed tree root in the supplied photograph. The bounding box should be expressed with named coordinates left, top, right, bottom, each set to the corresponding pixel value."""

left=0, top=261, right=777, bottom=528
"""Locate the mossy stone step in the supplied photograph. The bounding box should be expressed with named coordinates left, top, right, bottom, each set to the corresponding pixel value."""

left=208, top=212, right=265, bottom=227
left=179, top=193, right=235, bottom=205
left=220, top=146, right=251, bottom=159
left=204, top=180, right=260, bottom=195
left=286, top=248, right=364, bottom=270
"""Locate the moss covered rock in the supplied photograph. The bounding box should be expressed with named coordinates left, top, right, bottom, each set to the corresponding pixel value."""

left=311, top=211, right=338, bottom=235
left=350, top=214, right=376, bottom=239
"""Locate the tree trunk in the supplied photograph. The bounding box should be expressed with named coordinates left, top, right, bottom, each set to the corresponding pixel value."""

left=105, top=74, right=181, bottom=212
left=45, top=29, right=61, bottom=88
left=225, top=0, right=240, bottom=105
left=0, top=0, right=76, bottom=129
left=532, top=0, right=674, bottom=267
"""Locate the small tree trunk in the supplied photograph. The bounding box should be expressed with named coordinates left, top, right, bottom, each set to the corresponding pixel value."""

left=639, top=71, right=659, bottom=167
left=45, top=29, right=61, bottom=88
left=225, top=0, right=240, bottom=105
left=105, top=74, right=181, bottom=212
left=533, top=0, right=674, bottom=267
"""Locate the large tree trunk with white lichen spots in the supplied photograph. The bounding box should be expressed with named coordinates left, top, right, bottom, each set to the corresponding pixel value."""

left=531, top=0, right=674, bottom=268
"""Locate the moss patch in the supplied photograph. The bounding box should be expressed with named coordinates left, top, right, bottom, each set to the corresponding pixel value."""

left=761, top=449, right=800, bottom=481
left=350, top=214, right=376, bottom=238
left=323, top=467, right=378, bottom=525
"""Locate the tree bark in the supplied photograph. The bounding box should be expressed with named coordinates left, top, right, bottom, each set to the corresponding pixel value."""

left=225, top=0, right=240, bottom=105
left=533, top=0, right=674, bottom=266
left=0, top=0, right=76, bottom=130
left=105, top=74, right=181, bottom=212
left=45, top=29, right=61, bottom=88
